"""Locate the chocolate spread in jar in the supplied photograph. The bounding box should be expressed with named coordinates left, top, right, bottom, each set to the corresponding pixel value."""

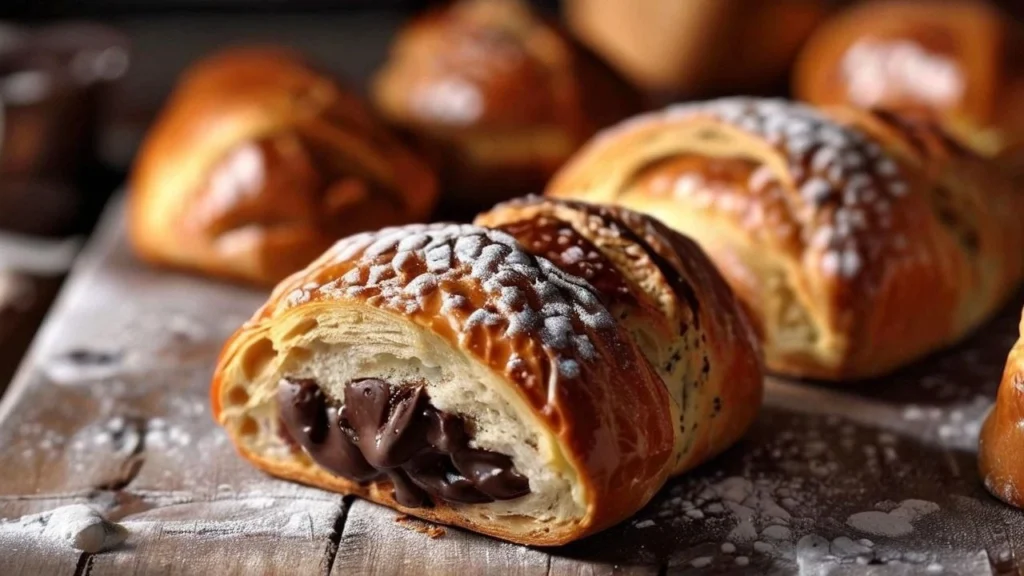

left=277, top=377, right=530, bottom=508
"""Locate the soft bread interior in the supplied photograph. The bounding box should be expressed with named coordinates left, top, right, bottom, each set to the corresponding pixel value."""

left=216, top=302, right=588, bottom=534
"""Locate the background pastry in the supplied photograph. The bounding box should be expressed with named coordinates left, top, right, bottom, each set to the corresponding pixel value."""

left=566, top=0, right=828, bottom=99
left=547, top=98, right=1024, bottom=380
left=129, top=47, right=438, bottom=286
left=980, top=308, right=1024, bottom=509
left=371, top=0, right=640, bottom=209
left=793, top=0, right=1024, bottom=180
left=212, top=205, right=762, bottom=545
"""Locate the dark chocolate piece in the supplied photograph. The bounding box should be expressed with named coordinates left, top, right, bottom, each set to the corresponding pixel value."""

left=277, top=378, right=378, bottom=482
left=276, top=377, right=530, bottom=508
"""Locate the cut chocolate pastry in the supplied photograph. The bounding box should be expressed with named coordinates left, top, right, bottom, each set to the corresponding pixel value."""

left=793, top=0, right=1024, bottom=181
left=212, top=205, right=762, bottom=545
left=980, top=308, right=1024, bottom=509
left=547, top=98, right=1024, bottom=380
left=129, top=47, right=438, bottom=286
left=371, top=0, right=639, bottom=208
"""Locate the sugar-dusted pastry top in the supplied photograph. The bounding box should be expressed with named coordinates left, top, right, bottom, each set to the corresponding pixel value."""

left=260, top=223, right=622, bottom=395
left=548, top=97, right=1024, bottom=379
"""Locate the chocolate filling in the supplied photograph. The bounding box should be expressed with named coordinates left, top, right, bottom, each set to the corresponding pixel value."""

left=277, top=377, right=530, bottom=508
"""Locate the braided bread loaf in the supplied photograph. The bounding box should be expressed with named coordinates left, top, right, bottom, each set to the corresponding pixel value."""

left=547, top=98, right=1024, bottom=380
left=211, top=198, right=762, bottom=545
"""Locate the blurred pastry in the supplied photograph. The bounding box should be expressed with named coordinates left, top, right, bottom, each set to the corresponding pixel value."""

left=547, top=98, right=1024, bottom=380
left=980, top=308, right=1024, bottom=509
left=129, top=47, right=438, bottom=286
left=566, top=0, right=827, bottom=98
left=371, top=0, right=639, bottom=208
left=794, top=0, right=1024, bottom=178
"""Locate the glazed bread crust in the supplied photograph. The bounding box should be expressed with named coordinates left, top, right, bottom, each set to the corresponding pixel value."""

left=212, top=224, right=675, bottom=545
left=475, top=197, right=762, bottom=475
left=547, top=98, right=1024, bottom=380
left=793, top=0, right=1024, bottom=168
left=212, top=204, right=763, bottom=545
left=980, top=310, right=1024, bottom=509
left=129, top=47, right=438, bottom=286
left=371, top=0, right=638, bottom=206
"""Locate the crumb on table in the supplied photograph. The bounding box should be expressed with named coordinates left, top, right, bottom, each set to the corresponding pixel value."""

left=394, top=514, right=447, bottom=539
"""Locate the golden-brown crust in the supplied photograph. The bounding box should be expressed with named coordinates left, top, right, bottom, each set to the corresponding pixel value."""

left=129, top=47, right=438, bottom=286
left=475, top=197, right=764, bottom=474
left=793, top=0, right=1024, bottom=166
left=547, top=98, right=1024, bottom=380
left=370, top=0, right=639, bottom=206
left=980, top=310, right=1024, bottom=509
left=213, top=223, right=675, bottom=545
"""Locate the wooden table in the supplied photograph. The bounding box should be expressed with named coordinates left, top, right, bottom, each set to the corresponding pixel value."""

left=1, top=200, right=1022, bottom=575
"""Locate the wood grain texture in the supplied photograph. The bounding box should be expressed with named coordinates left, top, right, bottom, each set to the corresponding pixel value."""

left=333, top=500, right=550, bottom=576
left=0, top=199, right=1022, bottom=575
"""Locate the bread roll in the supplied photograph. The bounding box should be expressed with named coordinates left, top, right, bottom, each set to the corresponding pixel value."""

left=794, top=0, right=1024, bottom=179
left=130, top=47, right=438, bottom=286
left=547, top=98, right=1024, bottom=380
left=371, top=0, right=639, bottom=208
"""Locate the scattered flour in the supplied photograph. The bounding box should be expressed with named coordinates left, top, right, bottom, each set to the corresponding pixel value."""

left=0, top=504, right=128, bottom=553
left=830, top=536, right=872, bottom=557
left=901, top=396, right=991, bottom=450
left=753, top=541, right=774, bottom=554
left=847, top=499, right=940, bottom=537
left=690, top=556, right=712, bottom=568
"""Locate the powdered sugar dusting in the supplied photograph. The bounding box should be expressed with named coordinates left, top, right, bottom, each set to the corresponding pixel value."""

left=289, top=224, right=616, bottom=380
left=0, top=504, right=129, bottom=553
left=607, top=98, right=914, bottom=281
left=847, top=499, right=940, bottom=537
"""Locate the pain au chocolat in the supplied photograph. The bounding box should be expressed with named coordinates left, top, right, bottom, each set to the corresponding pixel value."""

left=211, top=198, right=762, bottom=545
left=793, top=0, right=1024, bottom=180
left=980, top=308, right=1024, bottom=509
left=129, top=47, right=438, bottom=286
left=547, top=98, right=1024, bottom=380
left=370, top=0, right=639, bottom=208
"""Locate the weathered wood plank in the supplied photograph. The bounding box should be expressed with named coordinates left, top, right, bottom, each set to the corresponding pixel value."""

left=546, top=557, right=659, bottom=576
left=0, top=203, right=349, bottom=575
left=90, top=497, right=348, bottom=576
left=332, top=500, right=550, bottom=576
